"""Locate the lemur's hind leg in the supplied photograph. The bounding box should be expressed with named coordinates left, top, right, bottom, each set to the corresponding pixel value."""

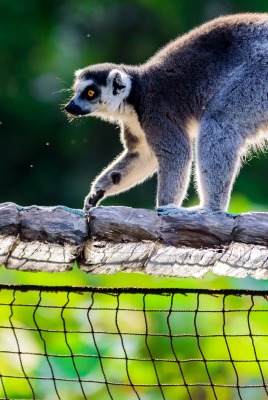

left=196, top=120, right=243, bottom=211
left=196, top=54, right=268, bottom=211
left=143, top=118, right=193, bottom=210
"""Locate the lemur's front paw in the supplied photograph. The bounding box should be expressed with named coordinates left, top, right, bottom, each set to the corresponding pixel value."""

left=84, top=189, right=105, bottom=211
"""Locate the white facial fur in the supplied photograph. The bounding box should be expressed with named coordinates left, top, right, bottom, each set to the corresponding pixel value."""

left=73, top=69, right=133, bottom=120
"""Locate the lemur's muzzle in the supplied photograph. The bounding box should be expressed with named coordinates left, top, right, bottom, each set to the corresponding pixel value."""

left=65, top=100, right=85, bottom=116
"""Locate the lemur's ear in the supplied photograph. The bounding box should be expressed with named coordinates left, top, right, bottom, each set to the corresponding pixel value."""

left=108, top=69, right=131, bottom=95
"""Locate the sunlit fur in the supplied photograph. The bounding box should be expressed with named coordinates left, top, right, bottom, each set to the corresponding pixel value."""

left=65, top=13, right=268, bottom=212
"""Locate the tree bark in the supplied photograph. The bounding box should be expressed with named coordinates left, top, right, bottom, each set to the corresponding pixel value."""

left=1, top=202, right=268, bottom=279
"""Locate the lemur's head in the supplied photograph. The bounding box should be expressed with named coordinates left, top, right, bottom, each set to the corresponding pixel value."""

left=65, top=63, right=132, bottom=120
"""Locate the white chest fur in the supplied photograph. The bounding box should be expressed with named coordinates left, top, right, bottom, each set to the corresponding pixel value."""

left=122, top=113, right=158, bottom=165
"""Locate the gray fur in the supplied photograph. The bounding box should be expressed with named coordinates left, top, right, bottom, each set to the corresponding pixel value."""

left=65, top=13, right=268, bottom=211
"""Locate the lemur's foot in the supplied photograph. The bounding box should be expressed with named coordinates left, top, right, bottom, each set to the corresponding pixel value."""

left=83, top=189, right=105, bottom=211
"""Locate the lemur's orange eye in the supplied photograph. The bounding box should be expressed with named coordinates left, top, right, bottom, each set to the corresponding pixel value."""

left=87, top=89, right=95, bottom=98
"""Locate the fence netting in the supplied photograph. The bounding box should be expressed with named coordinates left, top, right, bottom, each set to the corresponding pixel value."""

left=0, top=285, right=267, bottom=400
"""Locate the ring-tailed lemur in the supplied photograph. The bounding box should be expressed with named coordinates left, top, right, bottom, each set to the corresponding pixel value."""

left=65, top=13, right=268, bottom=212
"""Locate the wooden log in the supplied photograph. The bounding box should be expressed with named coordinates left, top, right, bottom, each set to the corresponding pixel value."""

left=0, top=203, right=88, bottom=272
left=82, top=240, right=268, bottom=279
left=234, top=212, right=268, bottom=246
left=88, top=206, right=236, bottom=247
left=0, top=203, right=19, bottom=266
left=87, top=206, right=268, bottom=247
left=1, top=202, right=268, bottom=279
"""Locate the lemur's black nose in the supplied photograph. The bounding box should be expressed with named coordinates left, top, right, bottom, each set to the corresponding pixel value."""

left=65, top=100, right=83, bottom=115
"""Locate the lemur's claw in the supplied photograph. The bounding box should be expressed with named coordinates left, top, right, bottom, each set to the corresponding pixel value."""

left=83, top=201, right=94, bottom=212
left=84, top=189, right=105, bottom=211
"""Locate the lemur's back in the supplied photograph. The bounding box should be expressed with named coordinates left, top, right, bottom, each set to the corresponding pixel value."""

left=148, top=13, right=268, bottom=66
left=142, top=14, right=268, bottom=115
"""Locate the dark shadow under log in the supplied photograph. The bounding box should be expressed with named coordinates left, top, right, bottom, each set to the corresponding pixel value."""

left=1, top=202, right=268, bottom=279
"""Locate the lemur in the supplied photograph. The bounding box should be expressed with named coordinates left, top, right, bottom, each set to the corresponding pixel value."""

left=65, top=13, right=268, bottom=212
